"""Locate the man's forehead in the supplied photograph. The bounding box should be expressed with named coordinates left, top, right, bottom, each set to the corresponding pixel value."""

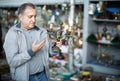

left=24, top=6, right=36, bottom=15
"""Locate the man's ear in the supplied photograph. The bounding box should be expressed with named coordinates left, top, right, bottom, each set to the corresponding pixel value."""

left=18, top=14, right=22, bottom=21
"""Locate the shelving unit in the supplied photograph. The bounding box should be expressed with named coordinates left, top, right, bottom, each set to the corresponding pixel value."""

left=85, top=0, right=120, bottom=75
left=92, top=18, right=120, bottom=23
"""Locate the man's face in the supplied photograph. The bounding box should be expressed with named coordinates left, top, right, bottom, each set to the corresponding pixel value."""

left=19, top=6, right=36, bottom=30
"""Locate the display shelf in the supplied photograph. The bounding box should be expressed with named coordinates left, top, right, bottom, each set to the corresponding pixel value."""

left=88, top=60, right=120, bottom=70
left=92, top=18, right=120, bottom=23
left=86, top=0, right=120, bottom=75
left=87, top=40, right=120, bottom=46
left=87, top=63, right=120, bottom=75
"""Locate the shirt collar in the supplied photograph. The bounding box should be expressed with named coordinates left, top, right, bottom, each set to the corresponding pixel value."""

left=16, top=23, right=40, bottom=31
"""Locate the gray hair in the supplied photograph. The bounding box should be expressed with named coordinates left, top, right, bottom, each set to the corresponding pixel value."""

left=17, top=3, right=36, bottom=15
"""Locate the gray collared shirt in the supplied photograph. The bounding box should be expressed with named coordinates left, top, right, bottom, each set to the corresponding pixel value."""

left=22, top=28, right=44, bottom=75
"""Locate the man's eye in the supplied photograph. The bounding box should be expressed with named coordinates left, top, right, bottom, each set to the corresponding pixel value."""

left=28, top=16, right=32, bottom=18
left=28, top=15, right=36, bottom=18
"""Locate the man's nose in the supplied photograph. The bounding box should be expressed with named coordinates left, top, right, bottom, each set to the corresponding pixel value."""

left=32, top=17, right=36, bottom=22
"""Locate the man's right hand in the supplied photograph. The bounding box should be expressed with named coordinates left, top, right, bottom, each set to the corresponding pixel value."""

left=32, top=39, right=46, bottom=53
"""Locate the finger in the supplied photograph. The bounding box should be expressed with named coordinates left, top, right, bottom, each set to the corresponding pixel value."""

left=38, top=39, right=46, bottom=49
left=39, top=39, right=46, bottom=45
left=32, top=39, right=37, bottom=45
left=38, top=42, right=45, bottom=49
left=38, top=40, right=45, bottom=49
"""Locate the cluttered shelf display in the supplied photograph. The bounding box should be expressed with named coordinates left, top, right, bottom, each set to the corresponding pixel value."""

left=87, top=0, right=120, bottom=76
